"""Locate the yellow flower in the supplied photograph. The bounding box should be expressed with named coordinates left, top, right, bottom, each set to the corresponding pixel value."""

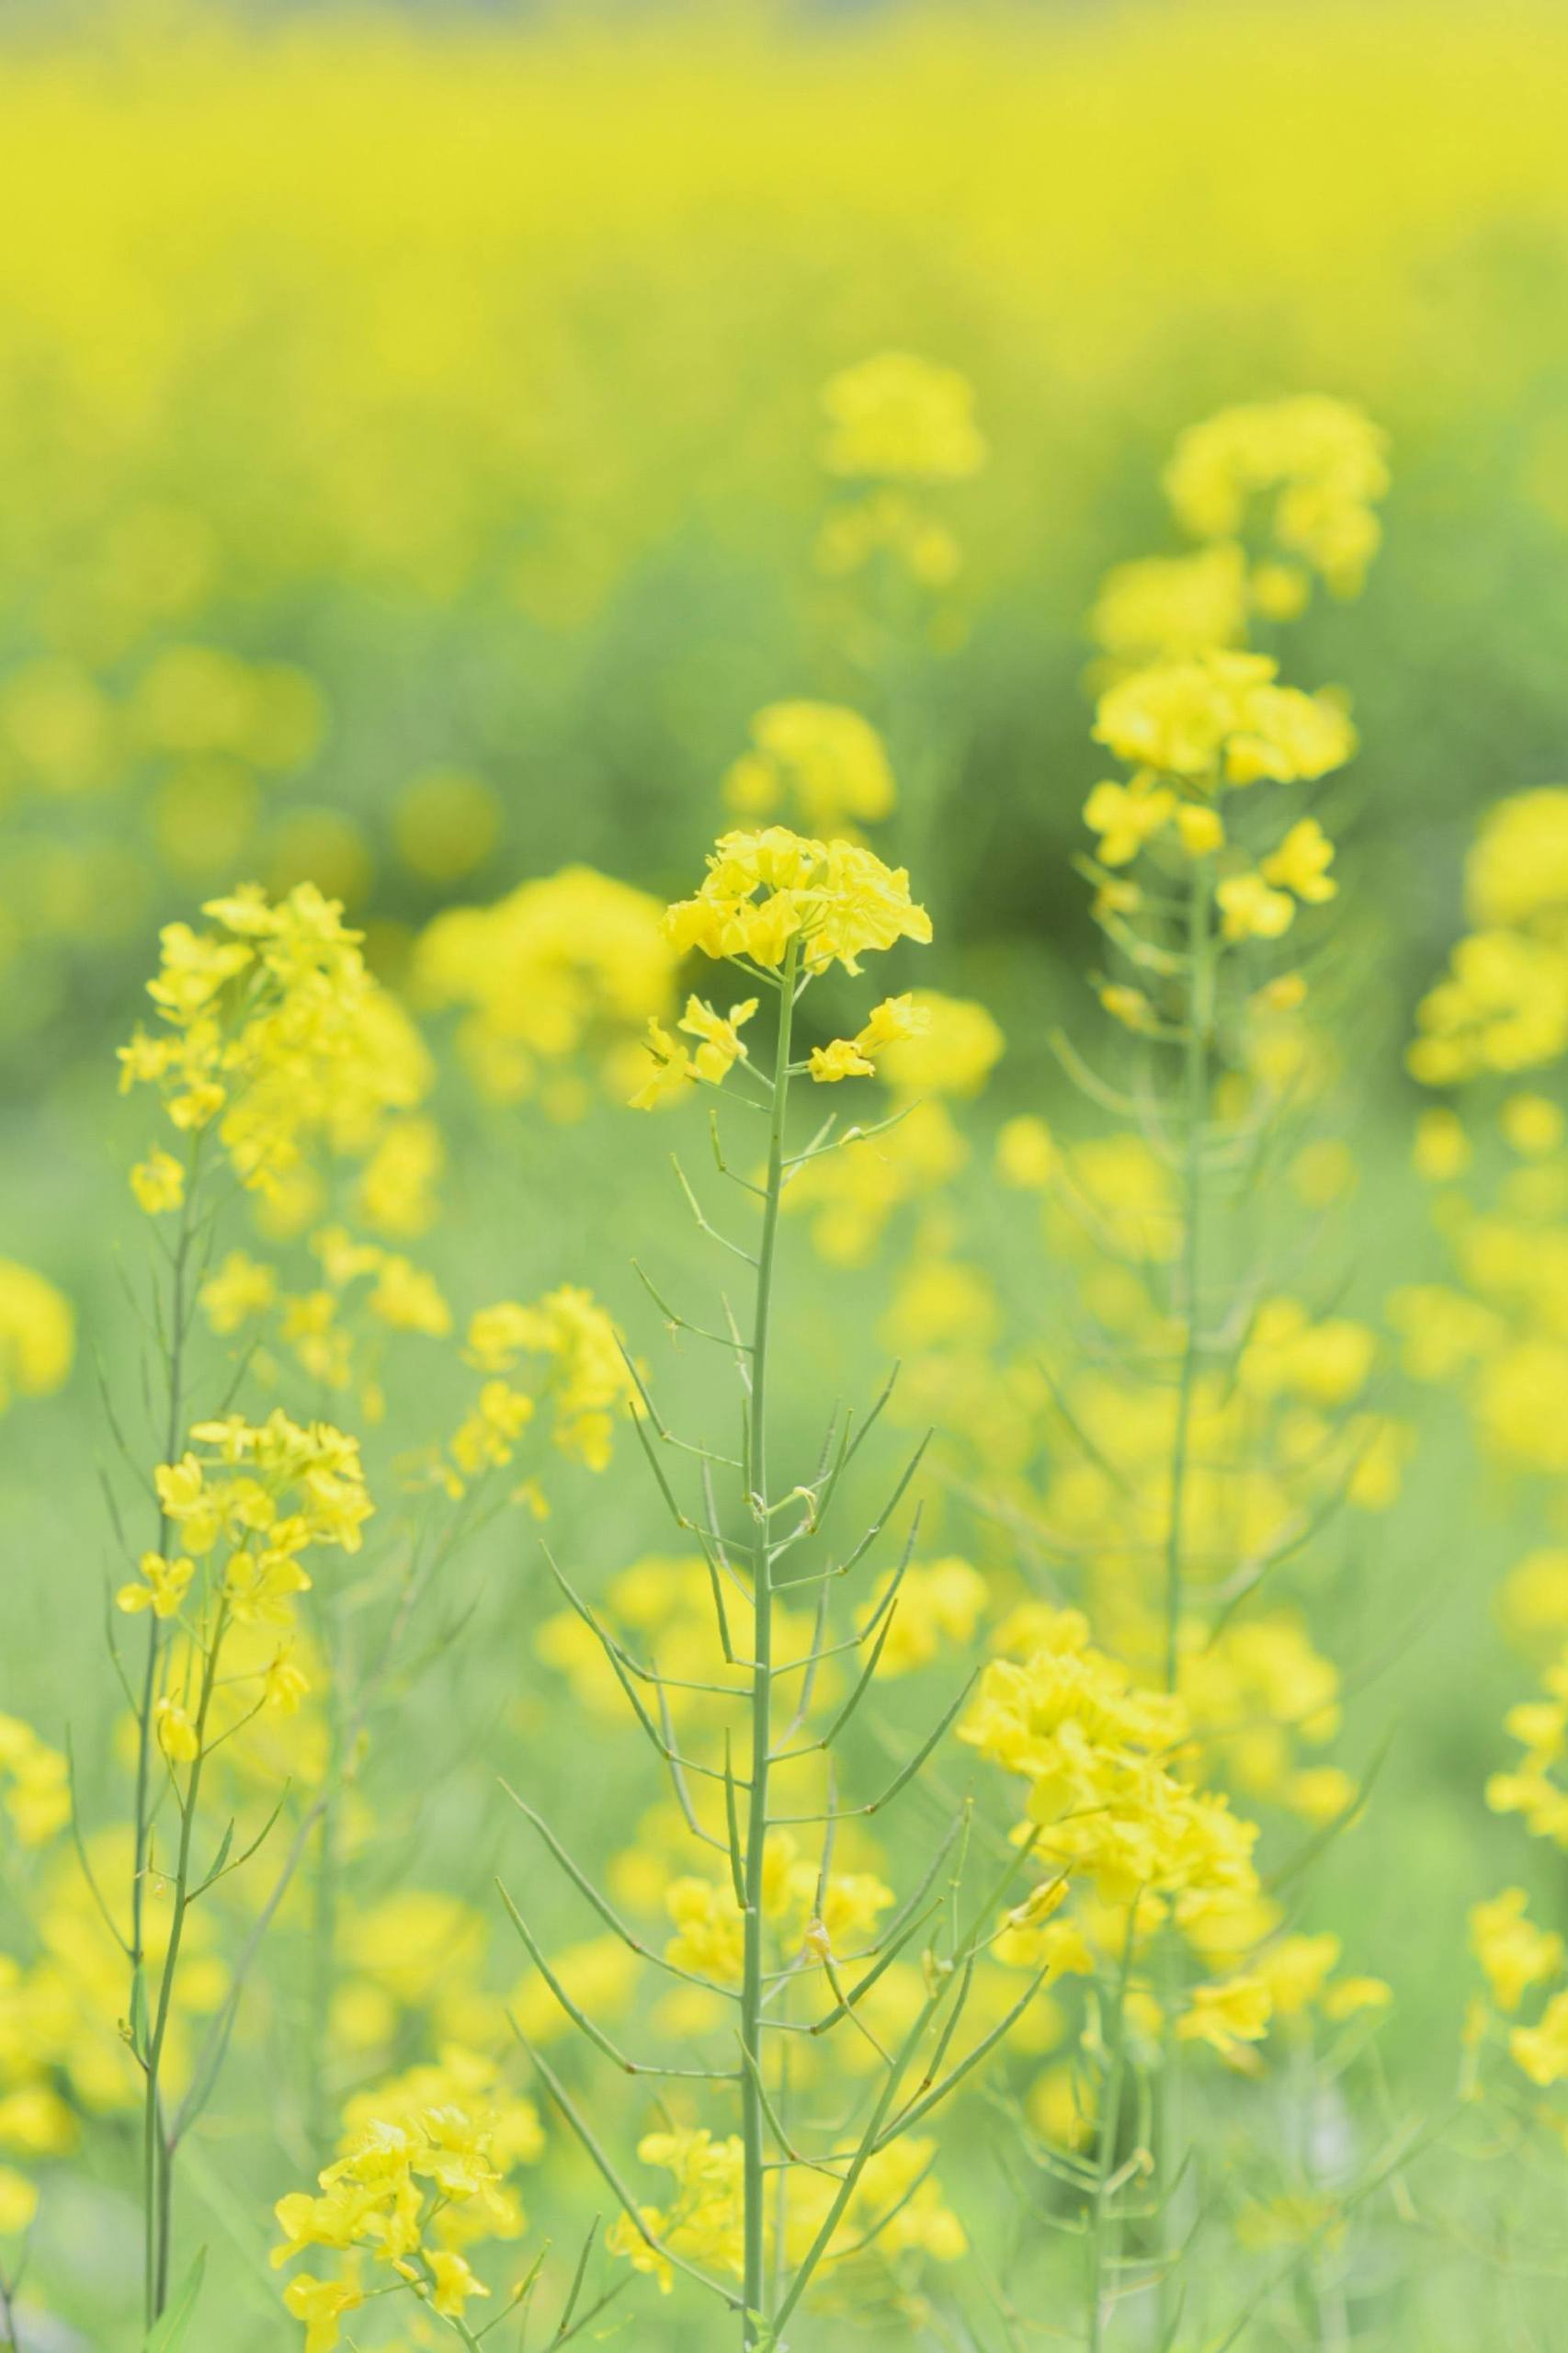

left=199, top=1251, right=278, bottom=1335
left=1176, top=802, right=1225, bottom=857
left=427, top=2247, right=490, bottom=2316
left=1217, top=871, right=1296, bottom=943
left=265, top=1651, right=312, bottom=1712
left=0, top=1262, right=75, bottom=1410
left=1511, top=1988, right=1568, bottom=2087
left=1164, top=396, right=1389, bottom=597
left=0, top=2167, right=38, bottom=2236
left=1471, top=1888, right=1564, bottom=2013
left=678, top=994, right=758, bottom=1083
left=130, top=1147, right=187, bottom=1215
left=1177, top=1975, right=1273, bottom=2055
left=821, top=351, right=985, bottom=483
left=856, top=991, right=930, bottom=1056
left=869, top=989, right=1000, bottom=1097
left=1094, top=650, right=1355, bottom=786
left=1083, top=773, right=1175, bottom=866
left=810, top=1037, right=875, bottom=1083
left=996, top=1116, right=1057, bottom=1190
left=1089, top=540, right=1249, bottom=665
left=415, top=865, right=676, bottom=1109
left=1501, top=1092, right=1565, bottom=1156
left=723, top=702, right=895, bottom=838
left=283, top=2274, right=364, bottom=2353
left=154, top=1698, right=199, bottom=1764
left=1098, top=983, right=1157, bottom=1031
left=1262, top=816, right=1337, bottom=904
left=1323, top=1975, right=1392, bottom=2021
left=665, top=827, right=931, bottom=976
left=1255, top=1934, right=1340, bottom=2018
left=629, top=1017, right=694, bottom=1110
left=116, top=1552, right=195, bottom=1620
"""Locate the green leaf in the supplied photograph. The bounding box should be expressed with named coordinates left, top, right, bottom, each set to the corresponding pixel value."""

left=143, top=2248, right=206, bottom=2351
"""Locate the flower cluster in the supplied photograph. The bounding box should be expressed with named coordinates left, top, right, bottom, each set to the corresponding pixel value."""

left=1392, top=1090, right=1568, bottom=1478
left=608, top=2121, right=964, bottom=2294
left=663, top=1828, right=892, bottom=1985
left=1162, top=394, right=1390, bottom=598
left=273, top=2058, right=540, bottom=2351
left=0, top=1715, right=69, bottom=1847
left=1, top=1826, right=232, bottom=2131
left=452, top=1286, right=636, bottom=1481
left=819, top=351, right=986, bottom=486
left=0, top=1260, right=74, bottom=1415
left=1470, top=1654, right=1568, bottom=2103
left=663, top=826, right=931, bottom=976
left=126, top=1412, right=372, bottom=1746
left=816, top=350, right=983, bottom=585
left=1409, top=788, right=1568, bottom=1083
left=722, top=701, right=895, bottom=840
left=965, top=1610, right=1382, bottom=2063
left=783, top=988, right=1003, bottom=1263
left=414, top=866, right=678, bottom=1113
left=119, top=883, right=434, bottom=1225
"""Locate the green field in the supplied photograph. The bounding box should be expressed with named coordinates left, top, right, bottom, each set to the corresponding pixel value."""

left=4, top=6, right=1568, bottom=2347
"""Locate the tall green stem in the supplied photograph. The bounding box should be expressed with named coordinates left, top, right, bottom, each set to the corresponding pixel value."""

left=739, top=936, right=800, bottom=2347
left=1163, top=855, right=1215, bottom=1692
left=134, top=1149, right=203, bottom=2328
left=143, top=1597, right=229, bottom=2321
left=1156, top=853, right=1215, bottom=2347
left=1085, top=1908, right=1138, bottom=2352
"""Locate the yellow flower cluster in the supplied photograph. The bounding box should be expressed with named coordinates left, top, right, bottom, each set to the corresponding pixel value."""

left=1090, top=396, right=1386, bottom=676
left=664, top=1828, right=892, bottom=1984
left=1, top=1828, right=231, bottom=2132
left=785, top=989, right=1002, bottom=1261
left=608, top=2120, right=964, bottom=2294
left=0, top=1715, right=69, bottom=1847
left=814, top=351, right=984, bottom=587
left=1091, top=651, right=1355, bottom=791
left=960, top=1608, right=1260, bottom=1915
left=537, top=1554, right=818, bottom=1731
left=1084, top=651, right=1355, bottom=952
left=1471, top=1650, right=1568, bottom=2097
left=0, top=1260, right=74, bottom=1414
left=1090, top=540, right=1252, bottom=667
left=414, top=866, right=678, bottom=1114
left=1410, top=789, right=1568, bottom=1083
left=722, top=701, right=895, bottom=840
left=131, top=1414, right=371, bottom=1739
left=1163, top=394, right=1390, bottom=597
left=630, top=994, right=758, bottom=1111
left=1392, top=1094, right=1568, bottom=1477
left=858, top=1555, right=989, bottom=1676
left=808, top=992, right=928, bottom=1084
left=273, top=2060, right=539, bottom=2351
left=119, top=883, right=434, bottom=1224
left=664, top=826, right=932, bottom=977
left=930, top=1245, right=1393, bottom=1662
left=1485, top=1646, right=1568, bottom=1847
left=820, top=351, right=986, bottom=486
left=443, top=1286, right=634, bottom=1487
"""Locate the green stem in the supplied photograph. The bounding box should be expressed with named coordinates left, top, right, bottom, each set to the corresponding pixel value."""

left=1156, top=854, right=1214, bottom=2348
left=739, top=936, right=800, bottom=2348
left=135, top=1148, right=201, bottom=2328
left=1163, top=855, right=1215, bottom=1694
left=143, top=1597, right=230, bottom=2321
left=308, top=1710, right=343, bottom=2154
left=1085, top=1910, right=1138, bottom=2353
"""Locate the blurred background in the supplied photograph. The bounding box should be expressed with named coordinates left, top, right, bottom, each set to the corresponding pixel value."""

left=3, top=5, right=1567, bottom=2341
left=4, top=0, right=1568, bottom=1112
